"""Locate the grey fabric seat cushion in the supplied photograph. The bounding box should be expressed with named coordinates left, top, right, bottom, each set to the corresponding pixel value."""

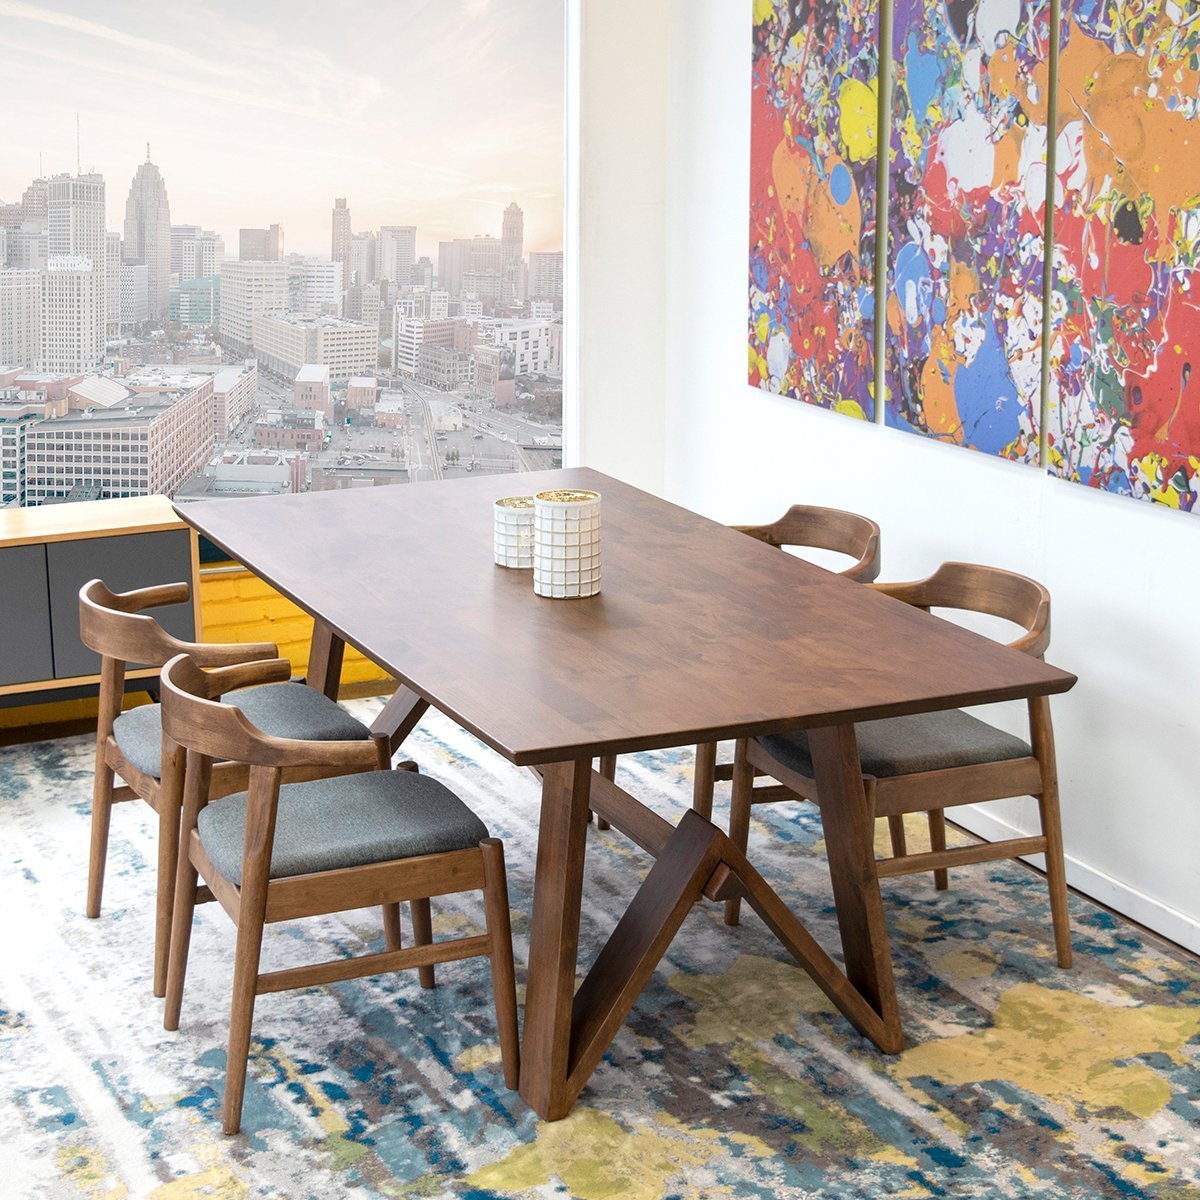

left=758, top=708, right=1032, bottom=780
left=111, top=682, right=370, bottom=779
left=197, top=770, right=488, bottom=884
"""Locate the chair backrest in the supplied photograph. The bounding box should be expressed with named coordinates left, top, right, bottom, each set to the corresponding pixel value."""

left=732, top=504, right=881, bottom=583
left=874, top=561, right=1050, bottom=657
left=79, top=578, right=278, bottom=669
left=159, top=653, right=378, bottom=773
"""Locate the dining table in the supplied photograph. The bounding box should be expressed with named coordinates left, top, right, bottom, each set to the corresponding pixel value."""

left=175, top=466, right=1076, bottom=1121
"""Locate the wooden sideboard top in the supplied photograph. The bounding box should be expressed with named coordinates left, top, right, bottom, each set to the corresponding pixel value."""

left=0, top=495, right=187, bottom=548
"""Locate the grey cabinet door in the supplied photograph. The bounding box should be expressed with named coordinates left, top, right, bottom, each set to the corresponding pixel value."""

left=0, top=545, right=54, bottom=687
left=47, top=530, right=195, bottom=679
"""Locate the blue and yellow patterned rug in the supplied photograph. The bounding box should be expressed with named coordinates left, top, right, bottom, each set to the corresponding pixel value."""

left=1, top=703, right=1198, bottom=1199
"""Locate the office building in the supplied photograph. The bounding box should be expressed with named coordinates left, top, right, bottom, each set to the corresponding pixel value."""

left=501, top=202, right=524, bottom=305
left=211, top=361, right=257, bottom=438
left=39, top=256, right=103, bottom=373
left=239, top=224, right=284, bottom=261
left=252, top=313, right=376, bottom=381
left=219, top=259, right=289, bottom=356
left=123, top=153, right=171, bottom=322
left=119, top=262, right=150, bottom=327
left=171, top=225, right=223, bottom=280
left=292, top=363, right=332, bottom=416
left=528, top=251, right=564, bottom=304
left=350, top=231, right=376, bottom=286
left=47, top=173, right=106, bottom=360
left=480, top=318, right=555, bottom=375
left=20, top=369, right=213, bottom=502
left=291, top=258, right=343, bottom=316
left=169, top=276, right=220, bottom=329
left=331, top=199, right=352, bottom=285
left=378, top=225, right=416, bottom=288
left=0, top=269, right=41, bottom=368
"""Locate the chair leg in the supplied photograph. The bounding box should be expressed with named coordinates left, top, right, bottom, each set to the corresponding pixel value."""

left=86, top=758, right=115, bottom=919
left=163, top=853, right=199, bottom=1032
left=382, top=903, right=403, bottom=952
left=886, top=813, right=907, bottom=859
left=1038, top=786, right=1073, bottom=968
left=153, top=796, right=182, bottom=998
left=411, top=897, right=436, bottom=989
left=927, top=810, right=949, bottom=891
left=480, top=839, right=520, bottom=1090
left=223, top=878, right=271, bottom=1135
left=692, top=741, right=717, bottom=821
left=724, top=740, right=754, bottom=926
left=153, top=743, right=186, bottom=998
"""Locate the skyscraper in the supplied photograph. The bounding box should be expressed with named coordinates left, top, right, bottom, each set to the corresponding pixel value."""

left=501, top=202, right=524, bottom=305
left=123, top=148, right=171, bottom=322
left=239, top=224, right=283, bottom=261
left=378, top=225, right=416, bottom=288
left=46, top=172, right=106, bottom=363
left=331, top=198, right=352, bottom=284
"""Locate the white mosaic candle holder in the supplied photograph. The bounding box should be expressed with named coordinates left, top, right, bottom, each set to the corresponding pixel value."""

left=533, top=489, right=602, bottom=599
left=493, top=496, right=535, bottom=568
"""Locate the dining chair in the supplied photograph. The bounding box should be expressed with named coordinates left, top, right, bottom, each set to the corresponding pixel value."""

left=158, top=652, right=519, bottom=1135
left=79, top=578, right=387, bottom=998
left=723, top=561, right=1072, bottom=968
left=690, top=504, right=882, bottom=821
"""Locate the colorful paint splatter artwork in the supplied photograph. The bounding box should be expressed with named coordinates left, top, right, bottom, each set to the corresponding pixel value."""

left=885, top=0, right=1051, bottom=461
left=749, top=0, right=879, bottom=420
left=1046, top=1, right=1200, bottom=511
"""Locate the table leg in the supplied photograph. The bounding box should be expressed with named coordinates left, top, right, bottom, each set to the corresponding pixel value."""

left=305, top=618, right=344, bottom=700
left=520, top=759, right=593, bottom=1120
left=369, top=685, right=431, bottom=756
left=806, top=723, right=903, bottom=1052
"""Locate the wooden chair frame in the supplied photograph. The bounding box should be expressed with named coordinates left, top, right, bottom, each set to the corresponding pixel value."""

left=159, top=653, right=519, bottom=1135
left=79, top=578, right=389, bottom=998
left=690, top=505, right=882, bottom=821
left=724, top=562, right=1072, bottom=969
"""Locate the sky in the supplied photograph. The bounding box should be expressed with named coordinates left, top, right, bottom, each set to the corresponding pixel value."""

left=0, top=0, right=564, bottom=259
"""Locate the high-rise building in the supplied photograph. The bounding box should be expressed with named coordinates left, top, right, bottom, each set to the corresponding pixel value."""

left=413, top=256, right=434, bottom=291
left=501, top=202, right=524, bottom=305
left=331, top=199, right=352, bottom=284
left=105, top=232, right=122, bottom=334
left=437, top=238, right=473, bottom=297
left=47, top=172, right=106, bottom=355
left=290, top=258, right=343, bottom=316
left=5, top=222, right=47, bottom=271
left=120, top=262, right=150, bottom=327
left=172, top=225, right=224, bottom=280
left=239, top=224, right=284, bottom=261
left=169, top=276, right=220, bottom=329
left=378, top=225, right=416, bottom=288
left=350, top=231, right=376, bottom=286
left=219, top=259, right=289, bottom=356
left=40, top=256, right=103, bottom=372
left=0, top=268, right=41, bottom=367
left=123, top=151, right=171, bottom=322
left=528, top=251, right=565, bottom=304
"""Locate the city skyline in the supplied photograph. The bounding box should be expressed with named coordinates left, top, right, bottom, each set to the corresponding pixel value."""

left=0, top=0, right=565, bottom=258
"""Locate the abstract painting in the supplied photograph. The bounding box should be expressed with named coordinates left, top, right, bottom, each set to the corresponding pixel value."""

left=885, top=0, right=1051, bottom=461
left=1046, top=1, right=1200, bottom=511
left=749, top=0, right=880, bottom=420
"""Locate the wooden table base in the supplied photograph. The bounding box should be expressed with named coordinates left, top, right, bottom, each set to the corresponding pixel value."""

left=519, top=755, right=905, bottom=1121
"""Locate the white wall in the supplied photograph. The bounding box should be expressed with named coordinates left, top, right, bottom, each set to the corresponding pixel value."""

left=575, top=0, right=1200, bottom=951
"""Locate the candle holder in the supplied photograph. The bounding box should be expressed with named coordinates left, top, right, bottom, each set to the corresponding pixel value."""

left=533, top=489, right=602, bottom=599
left=493, top=496, right=535, bottom=568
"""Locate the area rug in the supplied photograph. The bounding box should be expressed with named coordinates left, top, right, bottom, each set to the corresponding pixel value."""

left=1, top=704, right=1197, bottom=1199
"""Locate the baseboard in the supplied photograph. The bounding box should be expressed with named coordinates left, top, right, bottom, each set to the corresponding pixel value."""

left=954, top=805, right=1200, bottom=956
